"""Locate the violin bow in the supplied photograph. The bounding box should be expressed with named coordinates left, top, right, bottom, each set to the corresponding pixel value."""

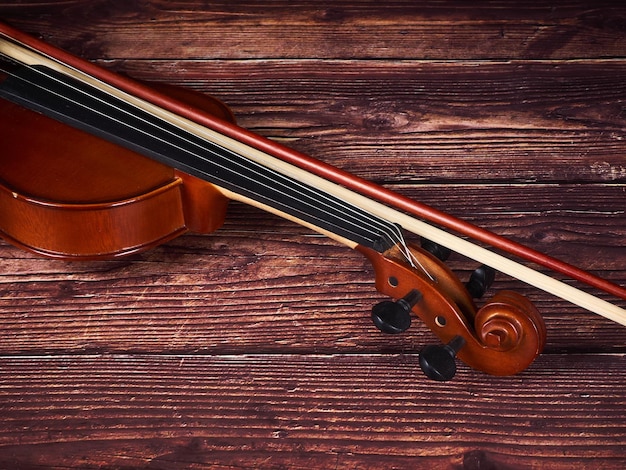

left=0, top=21, right=624, bottom=378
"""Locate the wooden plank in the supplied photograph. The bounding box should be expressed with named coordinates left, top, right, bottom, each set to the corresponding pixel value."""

left=0, top=184, right=623, bottom=357
left=110, top=59, right=626, bottom=184
left=0, top=2, right=625, bottom=468
left=3, top=1, right=626, bottom=60
left=1, top=354, right=625, bottom=469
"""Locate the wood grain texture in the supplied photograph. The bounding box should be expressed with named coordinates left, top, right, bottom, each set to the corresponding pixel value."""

left=1, top=355, right=626, bottom=469
left=4, top=1, right=626, bottom=60
left=114, top=60, right=626, bottom=184
left=1, top=1, right=625, bottom=468
left=0, top=189, right=624, bottom=357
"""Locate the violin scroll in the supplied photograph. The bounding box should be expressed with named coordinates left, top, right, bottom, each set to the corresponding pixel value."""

left=359, top=242, right=547, bottom=379
left=474, top=290, right=546, bottom=353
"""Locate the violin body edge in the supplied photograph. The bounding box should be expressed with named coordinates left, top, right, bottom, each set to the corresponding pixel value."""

left=0, top=82, right=232, bottom=260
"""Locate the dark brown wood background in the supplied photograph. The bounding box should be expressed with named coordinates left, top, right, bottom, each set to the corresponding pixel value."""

left=1, top=1, right=625, bottom=468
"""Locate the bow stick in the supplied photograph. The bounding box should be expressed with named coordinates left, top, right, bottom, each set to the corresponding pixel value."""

left=0, top=22, right=624, bottom=328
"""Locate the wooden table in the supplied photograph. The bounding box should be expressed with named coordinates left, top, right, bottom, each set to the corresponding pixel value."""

left=1, top=2, right=625, bottom=468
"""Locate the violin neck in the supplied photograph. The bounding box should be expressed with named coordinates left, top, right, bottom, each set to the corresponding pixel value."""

left=0, top=61, right=402, bottom=255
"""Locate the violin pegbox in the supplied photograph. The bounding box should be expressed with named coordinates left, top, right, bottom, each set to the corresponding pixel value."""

left=358, top=241, right=547, bottom=381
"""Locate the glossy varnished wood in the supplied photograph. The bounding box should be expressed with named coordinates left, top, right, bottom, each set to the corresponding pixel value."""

left=0, top=1, right=625, bottom=468
left=0, top=78, right=235, bottom=259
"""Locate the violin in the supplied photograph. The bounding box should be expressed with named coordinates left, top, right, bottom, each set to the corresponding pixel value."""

left=0, top=22, right=624, bottom=380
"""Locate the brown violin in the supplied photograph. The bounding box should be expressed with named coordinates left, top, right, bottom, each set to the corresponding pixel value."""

left=1, top=22, right=624, bottom=380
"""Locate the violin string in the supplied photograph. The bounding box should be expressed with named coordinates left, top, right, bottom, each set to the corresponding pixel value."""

left=0, top=43, right=427, bottom=274
left=0, top=57, right=430, bottom=276
left=3, top=38, right=626, bottom=326
left=0, top=42, right=426, bottom=273
left=0, top=61, right=374, bottom=243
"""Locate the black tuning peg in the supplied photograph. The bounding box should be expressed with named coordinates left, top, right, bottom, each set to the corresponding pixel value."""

left=420, top=238, right=451, bottom=262
left=371, top=289, right=421, bottom=334
left=465, top=265, right=496, bottom=299
left=419, top=336, right=466, bottom=381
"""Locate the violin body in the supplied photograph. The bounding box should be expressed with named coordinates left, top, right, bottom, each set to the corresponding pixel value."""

left=0, top=83, right=231, bottom=259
